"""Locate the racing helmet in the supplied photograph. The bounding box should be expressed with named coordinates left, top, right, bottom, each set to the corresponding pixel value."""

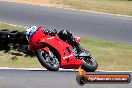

left=26, top=26, right=38, bottom=38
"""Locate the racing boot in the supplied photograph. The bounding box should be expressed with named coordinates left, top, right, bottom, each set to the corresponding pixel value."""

left=69, top=37, right=86, bottom=56
left=71, top=38, right=92, bottom=57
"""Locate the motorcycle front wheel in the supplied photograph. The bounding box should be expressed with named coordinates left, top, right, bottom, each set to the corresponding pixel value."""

left=37, top=49, right=60, bottom=71
left=82, top=57, right=98, bottom=72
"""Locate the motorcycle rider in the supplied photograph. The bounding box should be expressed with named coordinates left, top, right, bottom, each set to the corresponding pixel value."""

left=26, top=26, right=85, bottom=55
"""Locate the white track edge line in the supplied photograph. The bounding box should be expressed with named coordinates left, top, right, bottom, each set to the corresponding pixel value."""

left=4, top=0, right=132, bottom=18
left=0, top=67, right=76, bottom=71
left=46, top=6, right=132, bottom=18
left=0, top=21, right=27, bottom=28
left=0, top=67, right=132, bottom=72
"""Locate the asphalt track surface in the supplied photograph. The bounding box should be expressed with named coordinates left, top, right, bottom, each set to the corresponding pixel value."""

left=0, top=1, right=132, bottom=88
left=0, top=69, right=131, bottom=88
left=0, top=1, right=132, bottom=44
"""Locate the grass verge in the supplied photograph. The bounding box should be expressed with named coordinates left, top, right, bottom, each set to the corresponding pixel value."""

left=0, top=23, right=43, bottom=68
left=0, top=23, right=132, bottom=71
left=53, top=0, right=132, bottom=16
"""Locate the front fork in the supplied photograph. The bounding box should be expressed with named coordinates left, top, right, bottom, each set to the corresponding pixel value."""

left=42, top=47, right=56, bottom=59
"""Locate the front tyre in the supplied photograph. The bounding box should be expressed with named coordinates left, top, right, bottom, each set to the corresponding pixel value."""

left=37, top=49, right=60, bottom=71
left=82, top=57, right=98, bottom=72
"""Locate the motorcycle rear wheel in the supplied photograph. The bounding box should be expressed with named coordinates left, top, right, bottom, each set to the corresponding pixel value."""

left=37, top=49, right=60, bottom=71
left=82, top=57, right=98, bottom=72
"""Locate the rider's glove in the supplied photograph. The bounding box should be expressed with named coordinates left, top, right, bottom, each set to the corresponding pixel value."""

left=49, top=29, right=57, bottom=36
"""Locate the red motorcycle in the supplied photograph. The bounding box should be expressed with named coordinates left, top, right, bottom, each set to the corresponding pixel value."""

left=28, top=27, right=98, bottom=72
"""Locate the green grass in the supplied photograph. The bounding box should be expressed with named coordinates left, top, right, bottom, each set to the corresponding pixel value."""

left=53, top=0, right=132, bottom=16
left=81, top=38, right=132, bottom=71
left=0, top=53, right=42, bottom=68
left=0, top=23, right=43, bottom=68
left=0, top=23, right=26, bottom=31
left=0, top=23, right=132, bottom=71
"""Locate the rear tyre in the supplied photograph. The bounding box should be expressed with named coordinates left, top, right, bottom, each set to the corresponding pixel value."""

left=82, top=57, right=98, bottom=72
left=37, top=49, right=60, bottom=71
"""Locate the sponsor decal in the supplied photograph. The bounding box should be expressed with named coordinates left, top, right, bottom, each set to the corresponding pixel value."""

left=63, top=54, right=73, bottom=59
left=76, top=67, right=131, bottom=85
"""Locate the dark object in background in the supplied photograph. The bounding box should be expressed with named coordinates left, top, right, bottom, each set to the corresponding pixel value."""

left=16, top=31, right=28, bottom=45
left=9, top=30, right=18, bottom=44
left=0, top=29, right=10, bottom=50
left=0, top=29, right=30, bottom=55
left=16, top=44, right=34, bottom=56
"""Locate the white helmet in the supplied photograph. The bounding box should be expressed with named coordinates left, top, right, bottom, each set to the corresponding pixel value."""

left=26, top=26, right=37, bottom=38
